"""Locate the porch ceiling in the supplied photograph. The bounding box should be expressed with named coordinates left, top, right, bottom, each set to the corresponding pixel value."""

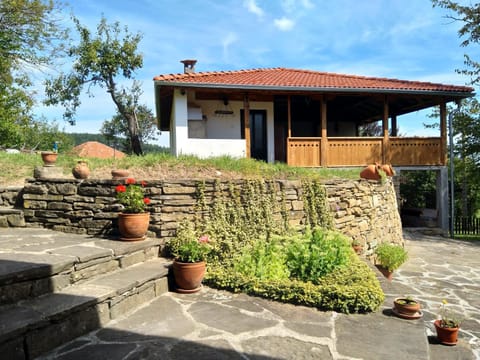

left=156, top=85, right=462, bottom=129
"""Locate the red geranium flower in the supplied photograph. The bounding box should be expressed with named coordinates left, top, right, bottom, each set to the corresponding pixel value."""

left=115, top=184, right=126, bottom=193
left=115, top=178, right=149, bottom=213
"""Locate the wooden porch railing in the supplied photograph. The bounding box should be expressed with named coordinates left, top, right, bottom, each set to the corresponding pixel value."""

left=287, top=137, right=444, bottom=167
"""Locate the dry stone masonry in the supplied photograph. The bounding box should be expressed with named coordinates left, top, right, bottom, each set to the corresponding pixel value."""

left=2, top=177, right=403, bottom=249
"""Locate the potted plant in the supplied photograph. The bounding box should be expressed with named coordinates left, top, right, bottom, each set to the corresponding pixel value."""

left=167, top=222, right=212, bottom=293
left=351, top=239, right=364, bottom=255
left=115, top=178, right=151, bottom=241
left=434, top=299, right=463, bottom=345
left=374, top=243, right=408, bottom=280
left=393, top=296, right=421, bottom=318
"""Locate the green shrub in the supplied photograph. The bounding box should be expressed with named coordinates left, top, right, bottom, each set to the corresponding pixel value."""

left=285, top=228, right=351, bottom=283
left=205, top=254, right=384, bottom=313
left=233, top=237, right=290, bottom=280
left=374, top=243, right=408, bottom=272
left=205, top=228, right=384, bottom=313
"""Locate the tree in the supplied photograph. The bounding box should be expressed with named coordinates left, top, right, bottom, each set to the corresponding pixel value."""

left=431, top=1, right=480, bottom=218
left=0, top=0, right=68, bottom=149
left=432, top=1, right=480, bottom=84
left=44, top=16, right=147, bottom=155
left=101, top=104, right=159, bottom=154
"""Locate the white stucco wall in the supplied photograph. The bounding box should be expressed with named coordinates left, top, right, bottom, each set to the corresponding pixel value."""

left=170, top=90, right=275, bottom=162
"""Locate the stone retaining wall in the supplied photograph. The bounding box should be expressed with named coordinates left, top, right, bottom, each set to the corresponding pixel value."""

left=0, top=186, right=22, bottom=207
left=12, top=177, right=403, bottom=251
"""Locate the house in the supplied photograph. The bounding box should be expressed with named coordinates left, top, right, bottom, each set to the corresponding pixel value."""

left=153, top=60, right=474, bottom=231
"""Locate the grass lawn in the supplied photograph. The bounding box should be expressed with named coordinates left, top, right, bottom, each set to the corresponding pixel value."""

left=0, top=151, right=362, bottom=186
left=453, top=234, right=480, bottom=241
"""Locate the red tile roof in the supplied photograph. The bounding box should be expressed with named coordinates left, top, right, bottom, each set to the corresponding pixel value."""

left=153, top=67, right=473, bottom=95
left=71, top=141, right=126, bottom=159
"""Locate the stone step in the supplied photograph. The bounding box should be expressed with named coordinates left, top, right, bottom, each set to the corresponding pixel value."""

left=0, top=257, right=171, bottom=359
left=0, top=207, right=25, bottom=227
left=0, top=228, right=164, bottom=306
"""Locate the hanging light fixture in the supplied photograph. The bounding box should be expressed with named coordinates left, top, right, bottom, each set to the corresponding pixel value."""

left=214, top=97, right=234, bottom=116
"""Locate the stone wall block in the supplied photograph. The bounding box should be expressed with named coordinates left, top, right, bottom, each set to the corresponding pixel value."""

left=163, top=185, right=197, bottom=194
left=23, top=184, right=48, bottom=195
left=53, top=183, right=77, bottom=195
left=48, top=202, right=73, bottom=211
left=23, top=200, right=47, bottom=209
left=67, top=210, right=94, bottom=218
left=78, top=186, right=113, bottom=197
left=291, top=200, right=304, bottom=211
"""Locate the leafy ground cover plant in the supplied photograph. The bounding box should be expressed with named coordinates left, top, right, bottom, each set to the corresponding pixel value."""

left=205, top=227, right=384, bottom=313
left=285, top=228, right=351, bottom=282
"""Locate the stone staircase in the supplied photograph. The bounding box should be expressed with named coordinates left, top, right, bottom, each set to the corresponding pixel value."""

left=0, top=228, right=172, bottom=359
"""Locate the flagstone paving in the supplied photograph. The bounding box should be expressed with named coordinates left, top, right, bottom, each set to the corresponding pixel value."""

left=36, top=230, right=480, bottom=359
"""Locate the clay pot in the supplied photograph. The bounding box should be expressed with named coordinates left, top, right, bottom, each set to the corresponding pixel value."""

left=360, top=163, right=395, bottom=180
left=375, top=264, right=393, bottom=281
left=41, top=152, right=58, bottom=167
left=394, top=297, right=420, bottom=316
left=352, top=244, right=364, bottom=255
left=381, top=164, right=395, bottom=176
left=117, top=212, right=150, bottom=241
left=434, top=319, right=459, bottom=345
left=111, top=169, right=129, bottom=179
left=360, top=164, right=382, bottom=180
left=72, top=160, right=90, bottom=179
left=172, top=260, right=206, bottom=293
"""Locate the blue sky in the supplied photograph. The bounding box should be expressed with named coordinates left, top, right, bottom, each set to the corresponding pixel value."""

left=34, top=0, right=477, bottom=146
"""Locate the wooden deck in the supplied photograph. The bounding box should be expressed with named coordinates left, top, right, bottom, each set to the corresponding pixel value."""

left=287, top=137, right=444, bottom=167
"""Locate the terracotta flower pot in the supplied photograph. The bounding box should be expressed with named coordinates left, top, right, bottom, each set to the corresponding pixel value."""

left=41, top=151, right=58, bottom=167
left=360, top=164, right=382, bottom=180
left=375, top=264, right=393, bottom=281
left=381, top=164, right=395, bottom=176
left=394, top=297, right=420, bottom=316
left=434, top=319, right=459, bottom=345
left=72, top=160, right=90, bottom=179
left=172, top=260, right=206, bottom=293
left=111, top=169, right=129, bottom=179
left=352, top=244, right=364, bottom=255
left=118, top=212, right=150, bottom=241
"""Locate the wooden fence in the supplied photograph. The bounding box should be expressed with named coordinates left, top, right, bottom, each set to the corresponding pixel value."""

left=454, top=217, right=480, bottom=235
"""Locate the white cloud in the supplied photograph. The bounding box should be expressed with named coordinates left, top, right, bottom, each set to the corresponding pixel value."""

left=243, top=0, right=264, bottom=17
left=274, top=17, right=295, bottom=31
left=222, top=32, right=238, bottom=61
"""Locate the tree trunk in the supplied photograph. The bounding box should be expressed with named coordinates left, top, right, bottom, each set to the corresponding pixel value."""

left=126, top=114, right=143, bottom=155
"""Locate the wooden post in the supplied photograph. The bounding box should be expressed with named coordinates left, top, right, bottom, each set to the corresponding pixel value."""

left=287, top=95, right=292, bottom=138
left=320, top=96, right=328, bottom=167
left=391, top=114, right=398, bottom=137
left=286, top=95, right=292, bottom=164
left=382, top=96, right=389, bottom=164
left=244, top=95, right=251, bottom=158
left=440, top=101, right=447, bottom=165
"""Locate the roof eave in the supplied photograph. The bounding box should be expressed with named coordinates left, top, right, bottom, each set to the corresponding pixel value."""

left=153, top=81, right=474, bottom=98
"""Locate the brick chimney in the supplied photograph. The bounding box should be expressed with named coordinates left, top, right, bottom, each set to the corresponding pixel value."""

left=180, top=59, right=197, bottom=74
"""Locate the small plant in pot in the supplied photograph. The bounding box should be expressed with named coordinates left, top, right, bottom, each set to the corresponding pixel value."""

left=374, top=243, right=408, bottom=280
left=167, top=221, right=212, bottom=293
left=393, top=296, right=421, bottom=318
left=351, top=239, right=364, bottom=255
left=115, top=178, right=151, bottom=241
left=434, top=299, right=463, bottom=345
